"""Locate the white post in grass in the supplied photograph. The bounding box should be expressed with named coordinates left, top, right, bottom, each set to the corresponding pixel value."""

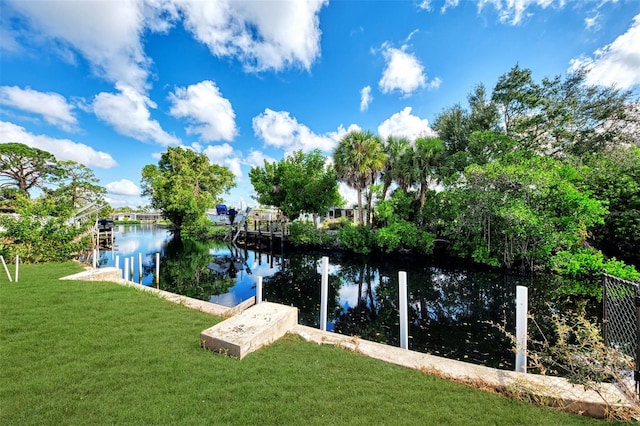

left=399, top=271, right=408, bottom=350
left=515, top=285, right=528, bottom=373
left=124, top=257, right=129, bottom=282
left=93, top=249, right=97, bottom=269
left=1, top=256, right=12, bottom=282
left=320, top=256, right=329, bottom=331
left=155, top=253, right=160, bottom=287
left=256, top=276, right=263, bottom=304
left=15, top=255, right=19, bottom=282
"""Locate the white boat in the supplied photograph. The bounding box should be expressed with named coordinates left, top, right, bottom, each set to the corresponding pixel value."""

left=206, top=206, right=249, bottom=225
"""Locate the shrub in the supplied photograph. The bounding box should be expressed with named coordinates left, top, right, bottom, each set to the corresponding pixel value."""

left=337, top=224, right=375, bottom=254
left=375, top=219, right=435, bottom=254
left=289, top=221, right=335, bottom=247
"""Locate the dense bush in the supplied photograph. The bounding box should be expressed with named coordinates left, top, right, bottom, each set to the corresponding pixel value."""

left=337, top=224, right=376, bottom=254
left=289, top=221, right=336, bottom=247
left=375, top=219, right=434, bottom=254
left=0, top=214, right=89, bottom=263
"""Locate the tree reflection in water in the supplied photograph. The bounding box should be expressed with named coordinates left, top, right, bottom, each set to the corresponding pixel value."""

left=107, top=226, right=597, bottom=369
left=156, top=236, right=235, bottom=301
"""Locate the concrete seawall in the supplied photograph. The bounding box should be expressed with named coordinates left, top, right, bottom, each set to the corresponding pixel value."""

left=63, top=267, right=638, bottom=419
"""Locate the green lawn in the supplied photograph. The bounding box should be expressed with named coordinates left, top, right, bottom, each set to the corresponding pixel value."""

left=1, top=263, right=603, bottom=425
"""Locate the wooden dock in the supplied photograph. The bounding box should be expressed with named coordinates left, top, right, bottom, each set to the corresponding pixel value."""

left=228, top=217, right=290, bottom=251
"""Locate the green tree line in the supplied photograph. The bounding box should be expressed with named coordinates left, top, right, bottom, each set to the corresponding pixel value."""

left=250, top=65, right=640, bottom=288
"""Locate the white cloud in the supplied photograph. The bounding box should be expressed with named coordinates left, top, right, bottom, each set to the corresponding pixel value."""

left=105, top=179, right=141, bottom=196
left=417, top=1, right=432, bottom=11
left=377, top=107, right=437, bottom=141
left=224, top=157, right=243, bottom=178
left=476, top=0, right=555, bottom=25
left=441, top=0, right=460, bottom=14
left=179, top=0, right=327, bottom=72
left=92, top=85, right=180, bottom=146
left=379, top=45, right=439, bottom=96
left=569, top=14, right=640, bottom=90
left=252, top=108, right=344, bottom=153
left=0, top=121, right=117, bottom=168
left=338, top=182, right=358, bottom=209
left=6, top=0, right=152, bottom=92
left=203, top=143, right=234, bottom=163
left=168, top=80, right=237, bottom=142
left=584, top=13, right=600, bottom=31
left=0, top=86, right=78, bottom=132
left=426, top=77, right=442, bottom=90
left=245, top=150, right=276, bottom=168
left=360, top=86, right=373, bottom=111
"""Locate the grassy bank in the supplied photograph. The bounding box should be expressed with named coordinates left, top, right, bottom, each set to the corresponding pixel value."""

left=1, top=263, right=600, bottom=425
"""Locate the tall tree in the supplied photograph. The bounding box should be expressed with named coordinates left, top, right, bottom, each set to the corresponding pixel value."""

left=249, top=149, right=343, bottom=222
left=141, top=147, right=235, bottom=234
left=0, top=142, right=58, bottom=196
left=49, top=160, right=106, bottom=210
left=380, top=136, right=410, bottom=201
left=491, top=64, right=541, bottom=138
left=411, top=137, right=445, bottom=209
left=333, top=130, right=386, bottom=226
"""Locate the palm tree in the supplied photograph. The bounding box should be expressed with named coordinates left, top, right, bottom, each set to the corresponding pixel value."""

left=380, top=136, right=410, bottom=201
left=411, top=137, right=445, bottom=209
left=333, top=130, right=386, bottom=226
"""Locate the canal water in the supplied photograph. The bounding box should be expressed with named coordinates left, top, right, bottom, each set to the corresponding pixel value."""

left=98, top=224, right=597, bottom=370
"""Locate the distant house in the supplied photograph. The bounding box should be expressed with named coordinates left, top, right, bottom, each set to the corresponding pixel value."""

left=113, top=211, right=163, bottom=222
left=299, top=207, right=360, bottom=225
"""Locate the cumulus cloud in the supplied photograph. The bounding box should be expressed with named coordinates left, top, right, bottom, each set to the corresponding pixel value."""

left=252, top=108, right=346, bottom=153
left=245, top=150, right=277, bottom=168
left=6, top=0, right=151, bottom=92
left=360, top=85, right=373, bottom=111
left=377, top=107, right=437, bottom=141
left=105, top=179, right=141, bottom=196
left=168, top=80, right=237, bottom=142
left=179, top=0, right=327, bottom=72
left=203, top=143, right=234, bottom=163
left=0, top=121, right=117, bottom=168
left=0, top=86, right=78, bottom=132
left=92, top=85, right=180, bottom=146
left=379, top=44, right=438, bottom=96
left=569, top=14, right=640, bottom=90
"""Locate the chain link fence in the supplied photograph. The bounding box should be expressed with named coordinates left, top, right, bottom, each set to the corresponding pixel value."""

left=603, top=273, right=640, bottom=393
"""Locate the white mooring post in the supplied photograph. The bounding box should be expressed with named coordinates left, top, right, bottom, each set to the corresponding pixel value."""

left=155, top=253, right=160, bottom=287
left=15, top=255, right=19, bottom=282
left=256, top=276, right=263, bottom=304
left=93, top=249, right=97, bottom=269
left=115, top=255, right=120, bottom=270
left=1, top=256, right=12, bottom=282
left=515, top=285, right=528, bottom=373
left=399, top=271, right=408, bottom=350
left=138, top=252, right=143, bottom=282
left=320, top=256, right=329, bottom=331
left=124, top=257, right=129, bottom=282
left=129, top=256, right=134, bottom=281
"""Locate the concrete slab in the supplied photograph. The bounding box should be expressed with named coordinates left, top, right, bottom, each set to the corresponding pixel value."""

left=200, top=302, right=298, bottom=359
left=60, top=267, right=122, bottom=282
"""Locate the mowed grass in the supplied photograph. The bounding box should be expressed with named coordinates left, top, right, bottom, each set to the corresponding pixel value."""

left=1, top=263, right=602, bottom=425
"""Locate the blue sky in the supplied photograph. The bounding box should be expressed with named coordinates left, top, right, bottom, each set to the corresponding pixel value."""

left=1, top=0, right=639, bottom=210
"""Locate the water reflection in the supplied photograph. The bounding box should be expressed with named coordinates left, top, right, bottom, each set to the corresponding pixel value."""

left=99, top=225, right=595, bottom=369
